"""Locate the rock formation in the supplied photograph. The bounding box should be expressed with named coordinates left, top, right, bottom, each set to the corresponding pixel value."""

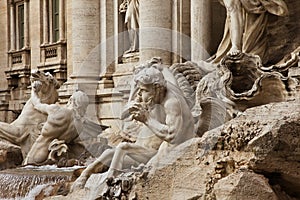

left=117, top=100, right=300, bottom=200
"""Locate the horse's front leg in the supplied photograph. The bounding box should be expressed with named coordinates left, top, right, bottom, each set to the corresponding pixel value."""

left=0, top=122, right=22, bottom=145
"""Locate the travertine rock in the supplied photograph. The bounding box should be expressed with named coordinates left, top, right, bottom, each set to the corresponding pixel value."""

left=127, top=100, right=300, bottom=200
left=0, top=141, right=22, bottom=170
left=214, top=171, right=278, bottom=200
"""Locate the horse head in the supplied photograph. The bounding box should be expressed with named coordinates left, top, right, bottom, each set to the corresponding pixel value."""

left=30, top=71, right=60, bottom=104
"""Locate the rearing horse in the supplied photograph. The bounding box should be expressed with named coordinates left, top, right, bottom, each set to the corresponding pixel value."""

left=0, top=71, right=60, bottom=157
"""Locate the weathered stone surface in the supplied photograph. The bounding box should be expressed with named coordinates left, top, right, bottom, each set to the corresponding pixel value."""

left=127, top=100, right=300, bottom=200
left=214, top=171, right=278, bottom=200
left=0, top=0, right=298, bottom=199
left=0, top=141, right=22, bottom=170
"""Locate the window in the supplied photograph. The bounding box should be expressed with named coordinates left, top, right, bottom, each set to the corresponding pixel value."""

left=39, top=0, right=66, bottom=84
left=6, top=0, right=31, bottom=93
left=9, top=0, right=28, bottom=51
left=52, top=0, right=59, bottom=42
left=18, top=4, right=25, bottom=48
left=43, top=0, right=63, bottom=44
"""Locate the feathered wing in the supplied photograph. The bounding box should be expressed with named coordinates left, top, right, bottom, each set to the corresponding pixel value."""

left=169, top=61, right=230, bottom=136
left=169, top=61, right=204, bottom=109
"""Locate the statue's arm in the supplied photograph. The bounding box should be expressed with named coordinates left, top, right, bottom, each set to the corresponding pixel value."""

left=31, top=90, right=58, bottom=114
left=144, top=99, right=180, bottom=143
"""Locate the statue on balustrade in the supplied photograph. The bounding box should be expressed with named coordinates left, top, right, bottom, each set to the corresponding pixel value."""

left=214, top=0, right=288, bottom=64
left=119, top=0, right=139, bottom=54
left=71, top=60, right=195, bottom=191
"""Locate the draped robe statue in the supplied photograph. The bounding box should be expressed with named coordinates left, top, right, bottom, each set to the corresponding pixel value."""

left=120, top=0, right=140, bottom=54
left=214, top=0, right=288, bottom=64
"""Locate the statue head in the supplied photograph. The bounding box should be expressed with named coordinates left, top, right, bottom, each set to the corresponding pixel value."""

left=133, top=64, right=167, bottom=105
left=67, top=91, right=89, bottom=118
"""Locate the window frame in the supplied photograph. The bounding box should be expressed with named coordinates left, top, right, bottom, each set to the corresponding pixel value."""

left=17, top=3, right=25, bottom=49
left=49, top=0, right=60, bottom=43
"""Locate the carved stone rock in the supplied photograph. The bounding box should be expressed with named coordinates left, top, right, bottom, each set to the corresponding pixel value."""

left=214, top=171, right=278, bottom=200
left=0, top=141, right=22, bottom=170
left=196, top=53, right=298, bottom=113
left=123, top=100, right=300, bottom=200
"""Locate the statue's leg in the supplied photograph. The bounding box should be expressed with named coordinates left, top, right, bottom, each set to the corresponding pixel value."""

left=223, top=0, right=243, bottom=55
left=70, top=148, right=116, bottom=191
left=107, top=142, right=157, bottom=177
left=23, top=135, right=49, bottom=165
left=0, top=122, right=22, bottom=145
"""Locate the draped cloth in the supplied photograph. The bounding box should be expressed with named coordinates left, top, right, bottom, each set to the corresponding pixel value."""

left=125, top=0, right=139, bottom=52
left=214, top=0, right=288, bottom=64
left=125, top=0, right=139, bottom=29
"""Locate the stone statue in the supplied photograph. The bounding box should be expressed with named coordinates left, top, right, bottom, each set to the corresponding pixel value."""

left=23, top=90, right=89, bottom=165
left=197, top=53, right=297, bottom=116
left=0, top=71, right=60, bottom=158
left=214, top=0, right=288, bottom=64
left=71, top=62, right=195, bottom=191
left=119, top=0, right=139, bottom=54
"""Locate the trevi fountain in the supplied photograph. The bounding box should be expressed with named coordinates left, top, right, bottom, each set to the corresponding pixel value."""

left=0, top=0, right=299, bottom=199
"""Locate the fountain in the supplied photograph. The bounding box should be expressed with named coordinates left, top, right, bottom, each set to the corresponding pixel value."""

left=0, top=165, right=81, bottom=199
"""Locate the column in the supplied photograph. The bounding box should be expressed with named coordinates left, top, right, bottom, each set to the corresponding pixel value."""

left=97, top=0, right=114, bottom=89
left=139, top=0, right=172, bottom=64
left=24, top=0, right=29, bottom=47
left=191, top=0, right=212, bottom=61
left=172, top=0, right=191, bottom=63
left=10, top=1, right=16, bottom=51
left=43, top=0, right=49, bottom=44
left=59, top=0, right=65, bottom=41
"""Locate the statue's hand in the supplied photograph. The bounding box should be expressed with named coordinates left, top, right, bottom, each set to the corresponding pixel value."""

left=128, top=102, right=149, bottom=123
